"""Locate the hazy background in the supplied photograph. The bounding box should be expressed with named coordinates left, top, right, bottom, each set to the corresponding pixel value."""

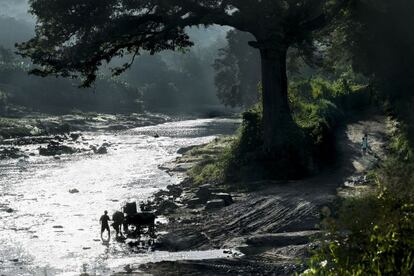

left=0, top=0, right=233, bottom=115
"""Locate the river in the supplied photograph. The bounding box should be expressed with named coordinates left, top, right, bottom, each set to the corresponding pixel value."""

left=0, top=117, right=239, bottom=275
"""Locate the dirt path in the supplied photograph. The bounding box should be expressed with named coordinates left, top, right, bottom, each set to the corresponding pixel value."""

left=138, top=114, right=389, bottom=276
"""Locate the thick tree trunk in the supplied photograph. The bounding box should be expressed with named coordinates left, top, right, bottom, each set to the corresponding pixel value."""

left=260, top=47, right=298, bottom=154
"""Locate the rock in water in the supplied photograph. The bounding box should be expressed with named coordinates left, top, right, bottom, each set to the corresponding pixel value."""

left=70, top=133, right=81, bottom=141
left=205, top=199, right=226, bottom=211
left=167, top=185, right=183, bottom=198
left=39, top=143, right=76, bottom=156
left=91, top=145, right=108, bottom=154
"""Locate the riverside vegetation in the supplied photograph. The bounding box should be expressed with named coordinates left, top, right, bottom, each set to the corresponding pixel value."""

left=5, top=0, right=414, bottom=274
left=189, top=74, right=370, bottom=185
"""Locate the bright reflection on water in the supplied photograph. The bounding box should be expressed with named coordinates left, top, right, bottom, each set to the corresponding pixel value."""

left=0, top=118, right=239, bottom=275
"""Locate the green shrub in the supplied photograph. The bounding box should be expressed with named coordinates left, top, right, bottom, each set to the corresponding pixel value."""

left=305, top=197, right=414, bottom=275
left=190, top=75, right=369, bottom=185
left=305, top=125, right=414, bottom=276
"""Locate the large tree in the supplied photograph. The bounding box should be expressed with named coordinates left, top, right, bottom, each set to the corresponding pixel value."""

left=18, top=0, right=347, bottom=157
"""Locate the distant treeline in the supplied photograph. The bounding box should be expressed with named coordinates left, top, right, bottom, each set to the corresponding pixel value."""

left=0, top=56, right=143, bottom=115
left=0, top=16, right=227, bottom=115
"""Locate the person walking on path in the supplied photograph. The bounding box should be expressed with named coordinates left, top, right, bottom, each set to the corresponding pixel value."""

left=362, top=133, right=369, bottom=155
left=100, top=210, right=111, bottom=240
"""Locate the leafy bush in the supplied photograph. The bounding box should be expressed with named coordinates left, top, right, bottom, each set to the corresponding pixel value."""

left=190, top=74, right=370, bottom=185
left=305, top=125, right=414, bottom=276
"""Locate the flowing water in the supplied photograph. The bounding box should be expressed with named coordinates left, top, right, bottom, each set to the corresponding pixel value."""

left=0, top=117, right=239, bottom=275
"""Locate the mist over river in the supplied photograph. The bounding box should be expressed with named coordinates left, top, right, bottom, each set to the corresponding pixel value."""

left=0, top=117, right=239, bottom=275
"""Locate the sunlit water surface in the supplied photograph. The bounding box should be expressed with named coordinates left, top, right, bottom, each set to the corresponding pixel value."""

left=0, top=118, right=239, bottom=275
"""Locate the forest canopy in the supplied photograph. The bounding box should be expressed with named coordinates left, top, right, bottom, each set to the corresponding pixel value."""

left=18, top=0, right=349, bottom=173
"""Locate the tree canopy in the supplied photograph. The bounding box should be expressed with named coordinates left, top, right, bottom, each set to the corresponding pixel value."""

left=18, top=0, right=347, bottom=87
left=18, top=0, right=349, bottom=173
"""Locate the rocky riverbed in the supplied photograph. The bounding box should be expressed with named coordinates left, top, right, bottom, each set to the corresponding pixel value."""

left=0, top=112, right=387, bottom=275
left=135, top=115, right=388, bottom=276
left=0, top=115, right=240, bottom=275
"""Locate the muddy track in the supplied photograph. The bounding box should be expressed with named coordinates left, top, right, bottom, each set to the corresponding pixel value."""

left=141, top=114, right=389, bottom=276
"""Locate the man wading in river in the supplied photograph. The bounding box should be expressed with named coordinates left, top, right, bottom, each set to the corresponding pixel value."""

left=100, top=210, right=111, bottom=240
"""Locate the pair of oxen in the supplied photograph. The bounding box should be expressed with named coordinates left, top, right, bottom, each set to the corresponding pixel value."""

left=112, top=210, right=156, bottom=238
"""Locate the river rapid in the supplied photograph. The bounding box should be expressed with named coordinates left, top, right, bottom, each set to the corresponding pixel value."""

left=0, top=117, right=239, bottom=275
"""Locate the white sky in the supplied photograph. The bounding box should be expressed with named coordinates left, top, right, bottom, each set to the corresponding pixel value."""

left=0, top=0, right=34, bottom=23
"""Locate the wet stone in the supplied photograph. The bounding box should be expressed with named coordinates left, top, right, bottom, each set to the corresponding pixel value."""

left=39, top=143, right=77, bottom=156
left=156, top=200, right=179, bottom=215
left=196, top=184, right=212, bottom=203
left=70, top=133, right=81, bottom=141
left=205, top=199, right=226, bottom=211
left=91, top=145, right=108, bottom=154
left=167, top=185, right=183, bottom=198
left=212, top=193, right=234, bottom=206
left=187, top=197, right=202, bottom=208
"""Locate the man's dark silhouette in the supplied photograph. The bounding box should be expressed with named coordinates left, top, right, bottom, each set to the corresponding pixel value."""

left=100, top=210, right=111, bottom=239
left=362, top=133, right=369, bottom=155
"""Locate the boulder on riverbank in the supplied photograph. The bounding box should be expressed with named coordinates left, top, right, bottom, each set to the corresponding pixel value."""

left=0, top=147, right=26, bottom=159
left=195, top=184, right=212, bottom=203
left=156, top=200, right=179, bottom=215
left=39, top=142, right=77, bottom=156
left=212, top=193, right=233, bottom=206
left=91, top=144, right=109, bottom=154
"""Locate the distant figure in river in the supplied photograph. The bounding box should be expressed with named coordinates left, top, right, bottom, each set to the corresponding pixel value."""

left=362, top=133, right=369, bottom=155
left=100, top=210, right=111, bottom=240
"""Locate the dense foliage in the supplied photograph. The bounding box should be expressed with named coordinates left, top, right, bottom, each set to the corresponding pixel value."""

left=305, top=125, right=414, bottom=275
left=0, top=47, right=143, bottom=114
left=124, top=51, right=220, bottom=114
left=213, top=30, right=260, bottom=108
left=329, top=0, right=414, bottom=144
left=189, top=73, right=370, bottom=184
left=18, top=0, right=349, bottom=160
left=301, top=2, right=414, bottom=274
